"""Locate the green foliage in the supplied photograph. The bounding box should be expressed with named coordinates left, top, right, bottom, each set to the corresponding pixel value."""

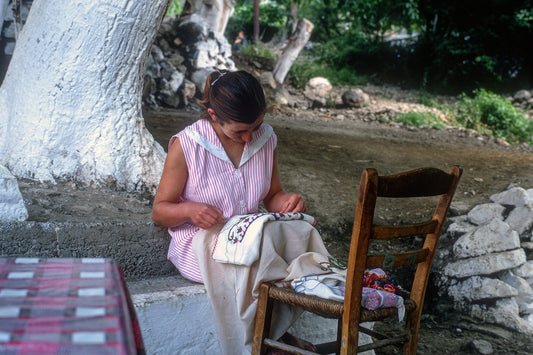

left=225, top=0, right=289, bottom=43
left=289, top=56, right=368, bottom=89
left=165, top=0, right=182, bottom=17
left=240, top=43, right=278, bottom=60
left=394, top=112, right=444, bottom=129
left=455, top=89, right=533, bottom=144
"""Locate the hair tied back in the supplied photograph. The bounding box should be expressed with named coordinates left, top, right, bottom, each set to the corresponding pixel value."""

left=211, top=70, right=227, bottom=86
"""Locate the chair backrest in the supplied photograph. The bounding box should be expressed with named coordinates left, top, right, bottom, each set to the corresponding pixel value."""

left=341, top=166, right=462, bottom=351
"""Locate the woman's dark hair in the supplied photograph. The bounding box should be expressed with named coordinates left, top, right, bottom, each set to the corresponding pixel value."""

left=200, top=70, right=266, bottom=124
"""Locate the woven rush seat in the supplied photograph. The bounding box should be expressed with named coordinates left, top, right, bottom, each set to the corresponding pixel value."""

left=267, top=282, right=417, bottom=322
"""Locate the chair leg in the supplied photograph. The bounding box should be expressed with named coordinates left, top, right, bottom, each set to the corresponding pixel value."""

left=252, top=283, right=274, bottom=355
left=402, top=309, right=421, bottom=355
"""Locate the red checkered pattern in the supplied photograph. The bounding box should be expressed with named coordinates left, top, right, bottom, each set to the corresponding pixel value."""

left=0, top=258, right=143, bottom=354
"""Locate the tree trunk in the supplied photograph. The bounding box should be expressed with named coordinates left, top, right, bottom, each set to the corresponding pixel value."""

left=0, top=0, right=169, bottom=194
left=273, top=18, right=313, bottom=85
left=253, top=0, right=260, bottom=42
left=290, top=2, right=297, bottom=34
left=182, top=0, right=235, bottom=35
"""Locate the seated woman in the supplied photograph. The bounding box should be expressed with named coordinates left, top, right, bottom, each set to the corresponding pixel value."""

left=152, top=69, right=329, bottom=354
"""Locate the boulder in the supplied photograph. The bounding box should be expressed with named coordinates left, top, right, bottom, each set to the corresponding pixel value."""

left=304, top=77, right=332, bottom=107
left=341, top=88, right=369, bottom=108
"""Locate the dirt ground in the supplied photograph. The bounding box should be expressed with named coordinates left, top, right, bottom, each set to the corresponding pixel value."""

left=17, top=86, right=533, bottom=353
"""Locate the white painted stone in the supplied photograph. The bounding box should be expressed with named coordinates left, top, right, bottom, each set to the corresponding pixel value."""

left=444, top=249, right=526, bottom=278
left=448, top=276, right=518, bottom=302
left=0, top=0, right=167, bottom=194
left=467, top=203, right=505, bottom=225
left=505, top=205, right=533, bottom=235
left=490, top=187, right=531, bottom=207
left=453, top=219, right=520, bottom=258
left=470, top=298, right=533, bottom=335
left=0, top=165, right=28, bottom=221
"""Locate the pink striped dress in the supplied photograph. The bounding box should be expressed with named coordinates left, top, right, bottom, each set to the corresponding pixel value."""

left=167, top=119, right=277, bottom=283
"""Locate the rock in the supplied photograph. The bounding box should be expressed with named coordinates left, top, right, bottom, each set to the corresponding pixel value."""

left=467, top=203, right=505, bottom=225
left=502, top=271, right=533, bottom=303
left=470, top=298, right=533, bottom=335
left=490, top=187, right=531, bottom=207
left=447, top=220, right=476, bottom=237
left=444, top=248, right=526, bottom=278
left=181, top=79, right=197, bottom=101
left=513, top=261, right=533, bottom=281
left=464, top=339, right=493, bottom=354
left=505, top=205, right=533, bottom=235
left=304, top=77, right=332, bottom=107
left=259, top=72, right=277, bottom=90
left=453, top=219, right=520, bottom=258
left=341, top=88, right=369, bottom=108
left=448, top=276, right=518, bottom=302
left=514, top=89, right=532, bottom=103
left=0, top=166, right=28, bottom=222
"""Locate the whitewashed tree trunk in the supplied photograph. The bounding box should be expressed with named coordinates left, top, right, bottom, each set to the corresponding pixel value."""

left=0, top=0, right=169, bottom=194
left=273, top=18, right=314, bottom=85
left=183, top=0, right=235, bottom=35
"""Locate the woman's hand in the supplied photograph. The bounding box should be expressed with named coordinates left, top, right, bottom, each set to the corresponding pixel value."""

left=188, top=202, right=225, bottom=229
left=280, top=193, right=307, bottom=213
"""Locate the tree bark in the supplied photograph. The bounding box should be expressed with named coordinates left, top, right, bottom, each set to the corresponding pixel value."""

left=273, top=18, right=313, bottom=85
left=0, top=0, right=169, bottom=194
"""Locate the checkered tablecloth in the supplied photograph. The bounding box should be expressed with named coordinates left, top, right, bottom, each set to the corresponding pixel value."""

left=0, top=257, right=143, bottom=354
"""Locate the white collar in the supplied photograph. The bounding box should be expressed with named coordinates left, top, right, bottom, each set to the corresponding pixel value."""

left=185, top=123, right=273, bottom=168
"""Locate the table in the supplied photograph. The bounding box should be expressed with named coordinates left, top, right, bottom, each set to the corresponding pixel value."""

left=0, top=257, right=144, bottom=354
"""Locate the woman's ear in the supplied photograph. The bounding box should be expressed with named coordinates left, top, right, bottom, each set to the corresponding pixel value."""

left=207, top=108, right=217, bottom=122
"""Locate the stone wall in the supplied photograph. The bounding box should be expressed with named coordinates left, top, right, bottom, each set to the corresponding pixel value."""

left=435, top=186, right=533, bottom=334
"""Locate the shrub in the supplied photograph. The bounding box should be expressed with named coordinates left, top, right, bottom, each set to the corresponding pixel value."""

left=394, top=112, right=444, bottom=128
left=165, top=0, right=182, bottom=17
left=455, top=89, right=533, bottom=144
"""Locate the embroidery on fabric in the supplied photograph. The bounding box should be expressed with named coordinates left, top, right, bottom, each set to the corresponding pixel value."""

left=212, top=212, right=318, bottom=266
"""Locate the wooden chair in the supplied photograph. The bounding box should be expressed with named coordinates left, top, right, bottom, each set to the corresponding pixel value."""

left=252, top=166, right=462, bottom=355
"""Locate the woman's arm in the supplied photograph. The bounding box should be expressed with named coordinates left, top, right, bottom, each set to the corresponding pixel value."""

left=263, top=148, right=307, bottom=213
left=151, top=138, right=225, bottom=229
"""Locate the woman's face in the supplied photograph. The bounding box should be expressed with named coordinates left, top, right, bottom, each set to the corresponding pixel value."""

left=210, top=109, right=264, bottom=143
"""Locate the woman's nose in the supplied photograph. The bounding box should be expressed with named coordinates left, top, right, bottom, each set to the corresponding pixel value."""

left=242, top=132, right=252, bottom=142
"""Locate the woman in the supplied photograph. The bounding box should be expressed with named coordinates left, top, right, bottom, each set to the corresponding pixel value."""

left=152, top=70, right=328, bottom=354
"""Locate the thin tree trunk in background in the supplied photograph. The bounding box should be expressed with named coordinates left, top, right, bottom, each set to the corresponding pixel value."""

left=290, top=2, right=297, bottom=33
left=253, top=0, right=259, bottom=42
left=273, top=18, right=313, bottom=84
left=0, top=0, right=169, bottom=194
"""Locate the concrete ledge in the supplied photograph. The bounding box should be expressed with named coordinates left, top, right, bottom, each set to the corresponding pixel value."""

left=128, top=276, right=374, bottom=355
left=0, top=221, right=177, bottom=280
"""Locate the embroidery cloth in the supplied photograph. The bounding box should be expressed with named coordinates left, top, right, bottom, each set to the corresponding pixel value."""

left=212, top=212, right=318, bottom=266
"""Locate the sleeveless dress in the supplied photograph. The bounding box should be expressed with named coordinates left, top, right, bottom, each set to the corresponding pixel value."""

left=166, top=119, right=276, bottom=282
